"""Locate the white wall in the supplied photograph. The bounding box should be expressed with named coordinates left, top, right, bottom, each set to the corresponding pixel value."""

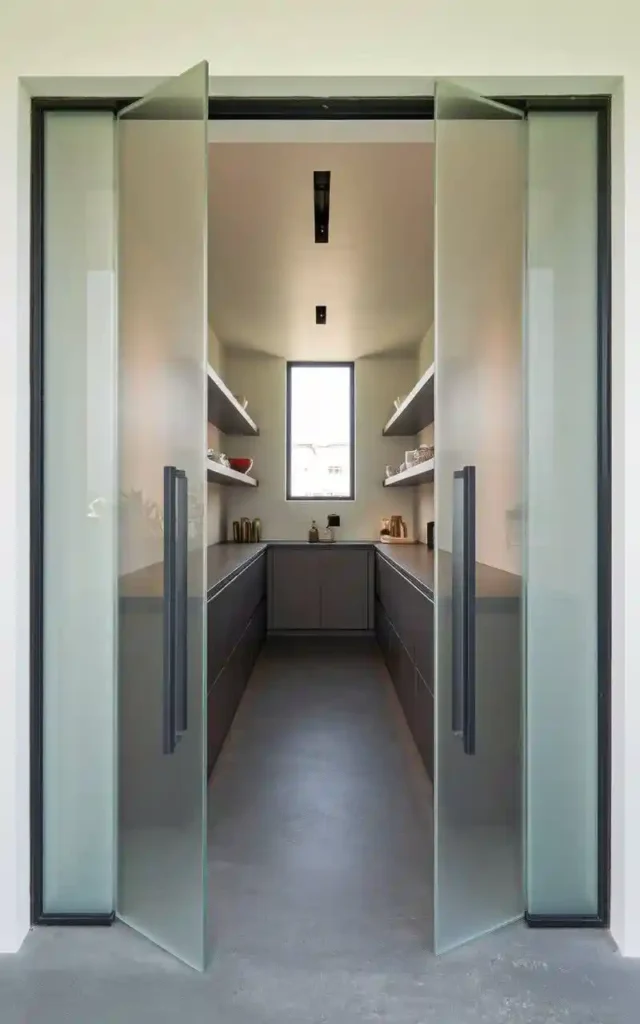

left=0, top=0, right=637, bottom=956
left=223, top=351, right=416, bottom=539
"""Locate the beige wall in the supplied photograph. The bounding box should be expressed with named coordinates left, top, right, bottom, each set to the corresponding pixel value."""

left=416, top=325, right=435, bottom=544
left=207, top=326, right=227, bottom=544
left=222, top=351, right=416, bottom=540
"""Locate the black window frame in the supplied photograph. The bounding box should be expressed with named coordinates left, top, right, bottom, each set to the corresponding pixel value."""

left=285, top=360, right=356, bottom=502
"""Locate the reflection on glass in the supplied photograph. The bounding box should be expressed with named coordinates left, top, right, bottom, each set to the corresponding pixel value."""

left=525, top=112, right=599, bottom=917
left=42, top=111, right=116, bottom=913
left=434, top=81, right=525, bottom=953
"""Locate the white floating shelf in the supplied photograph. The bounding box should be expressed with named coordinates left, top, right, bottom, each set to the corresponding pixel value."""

left=207, top=459, right=258, bottom=487
left=383, top=362, right=435, bottom=436
left=383, top=459, right=434, bottom=487
left=207, top=364, right=259, bottom=436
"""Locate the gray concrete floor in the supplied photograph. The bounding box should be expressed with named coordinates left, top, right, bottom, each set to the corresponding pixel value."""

left=3, top=638, right=640, bottom=1022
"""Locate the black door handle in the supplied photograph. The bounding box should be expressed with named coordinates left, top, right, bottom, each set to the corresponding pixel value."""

left=163, top=466, right=178, bottom=755
left=174, top=469, right=188, bottom=737
left=452, top=465, right=476, bottom=755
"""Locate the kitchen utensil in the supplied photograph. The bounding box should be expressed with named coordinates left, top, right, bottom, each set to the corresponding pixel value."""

left=208, top=449, right=229, bottom=466
left=232, top=520, right=241, bottom=543
left=251, top=518, right=262, bottom=543
left=404, top=449, right=419, bottom=468
left=324, top=513, right=340, bottom=543
left=228, top=457, right=253, bottom=475
left=380, top=517, right=391, bottom=536
left=390, top=515, right=403, bottom=538
left=418, top=444, right=435, bottom=462
left=308, top=520, right=319, bottom=543
left=241, top=517, right=251, bottom=543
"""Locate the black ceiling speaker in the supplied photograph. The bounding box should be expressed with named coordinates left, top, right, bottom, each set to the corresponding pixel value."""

left=314, top=170, right=331, bottom=243
left=315, top=305, right=327, bottom=325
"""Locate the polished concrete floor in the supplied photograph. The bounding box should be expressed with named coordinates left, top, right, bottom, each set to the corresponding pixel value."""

left=3, top=638, right=640, bottom=1022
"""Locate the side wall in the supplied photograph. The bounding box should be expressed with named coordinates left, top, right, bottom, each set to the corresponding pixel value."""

left=0, top=0, right=635, bottom=954
left=207, top=327, right=227, bottom=544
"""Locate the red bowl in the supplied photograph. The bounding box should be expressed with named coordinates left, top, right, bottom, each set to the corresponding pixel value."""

left=228, top=457, right=253, bottom=475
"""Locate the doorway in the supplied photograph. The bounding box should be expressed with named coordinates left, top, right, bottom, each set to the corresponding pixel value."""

left=28, top=72, right=610, bottom=966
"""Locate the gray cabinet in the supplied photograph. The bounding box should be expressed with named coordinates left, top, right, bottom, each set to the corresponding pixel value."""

left=376, top=551, right=434, bottom=781
left=269, top=546, right=372, bottom=632
left=207, top=553, right=266, bottom=776
left=320, top=549, right=369, bottom=630
left=268, top=547, right=323, bottom=630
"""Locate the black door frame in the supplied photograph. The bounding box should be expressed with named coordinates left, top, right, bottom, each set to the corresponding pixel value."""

left=30, top=89, right=611, bottom=928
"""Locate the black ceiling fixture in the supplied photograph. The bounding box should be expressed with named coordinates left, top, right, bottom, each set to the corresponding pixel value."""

left=315, top=305, right=327, bottom=325
left=313, top=170, right=331, bottom=243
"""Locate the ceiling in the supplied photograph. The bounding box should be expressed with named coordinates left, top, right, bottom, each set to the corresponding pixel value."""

left=207, top=140, right=434, bottom=359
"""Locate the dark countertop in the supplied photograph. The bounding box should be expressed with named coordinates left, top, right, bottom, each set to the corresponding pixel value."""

left=119, top=543, right=268, bottom=601
left=267, top=540, right=373, bottom=548
left=121, top=540, right=520, bottom=608
left=374, top=543, right=435, bottom=599
left=375, top=543, right=521, bottom=608
left=207, top=543, right=266, bottom=596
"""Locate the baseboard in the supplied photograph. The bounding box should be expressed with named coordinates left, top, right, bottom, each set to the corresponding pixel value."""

left=525, top=912, right=606, bottom=929
left=36, top=911, right=115, bottom=926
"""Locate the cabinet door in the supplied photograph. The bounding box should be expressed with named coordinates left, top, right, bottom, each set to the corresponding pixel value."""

left=413, top=591, right=435, bottom=692
left=320, top=549, right=369, bottom=630
left=414, top=671, right=435, bottom=782
left=396, top=635, right=416, bottom=726
left=376, top=599, right=391, bottom=663
left=392, top=569, right=414, bottom=659
left=269, top=548, right=322, bottom=630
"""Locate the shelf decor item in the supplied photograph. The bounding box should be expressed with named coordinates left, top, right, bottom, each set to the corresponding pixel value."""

left=228, top=457, right=253, bottom=475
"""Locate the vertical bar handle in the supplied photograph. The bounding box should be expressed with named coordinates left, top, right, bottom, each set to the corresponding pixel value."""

left=452, top=470, right=465, bottom=736
left=462, top=466, right=476, bottom=755
left=163, top=466, right=178, bottom=755
left=451, top=466, right=476, bottom=755
left=174, top=470, right=188, bottom=737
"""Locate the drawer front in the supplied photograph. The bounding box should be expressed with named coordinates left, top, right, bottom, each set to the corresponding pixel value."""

left=208, top=553, right=266, bottom=688
left=412, top=588, right=434, bottom=691
left=414, top=671, right=434, bottom=782
left=376, top=553, right=414, bottom=658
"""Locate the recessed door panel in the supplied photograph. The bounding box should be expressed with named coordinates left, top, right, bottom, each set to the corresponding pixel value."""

left=117, top=62, right=209, bottom=971
left=434, top=81, right=525, bottom=953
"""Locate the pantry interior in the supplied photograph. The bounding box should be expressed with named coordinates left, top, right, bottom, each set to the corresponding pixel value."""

left=37, top=67, right=605, bottom=975
left=202, top=120, right=440, bottom=772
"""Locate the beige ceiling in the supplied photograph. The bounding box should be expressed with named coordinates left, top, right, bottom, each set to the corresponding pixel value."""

left=207, top=142, right=434, bottom=360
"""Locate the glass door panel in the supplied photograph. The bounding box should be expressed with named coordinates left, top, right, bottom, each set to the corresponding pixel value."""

left=434, top=81, right=526, bottom=953
left=117, top=63, right=209, bottom=970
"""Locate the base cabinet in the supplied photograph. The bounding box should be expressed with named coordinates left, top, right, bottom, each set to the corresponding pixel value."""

left=269, top=546, right=373, bottom=632
left=376, top=553, right=434, bottom=782
left=207, top=556, right=266, bottom=776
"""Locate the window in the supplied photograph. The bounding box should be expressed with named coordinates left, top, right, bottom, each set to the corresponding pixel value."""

left=286, top=362, right=355, bottom=500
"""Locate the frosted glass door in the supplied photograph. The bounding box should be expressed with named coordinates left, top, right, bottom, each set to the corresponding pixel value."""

left=117, top=63, right=209, bottom=970
left=434, top=81, right=526, bottom=953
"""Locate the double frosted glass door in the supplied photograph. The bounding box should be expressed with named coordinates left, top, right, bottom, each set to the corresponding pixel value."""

left=117, top=64, right=209, bottom=970
left=434, top=83, right=526, bottom=952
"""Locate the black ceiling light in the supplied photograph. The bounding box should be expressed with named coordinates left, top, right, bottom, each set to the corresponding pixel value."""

left=315, top=305, right=327, bottom=325
left=313, top=170, right=331, bottom=243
